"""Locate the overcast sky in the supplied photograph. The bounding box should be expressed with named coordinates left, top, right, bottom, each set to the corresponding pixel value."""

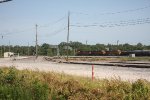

left=0, top=0, right=150, bottom=46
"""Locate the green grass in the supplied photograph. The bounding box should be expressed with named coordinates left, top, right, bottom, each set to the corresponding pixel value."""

left=0, top=67, right=150, bottom=100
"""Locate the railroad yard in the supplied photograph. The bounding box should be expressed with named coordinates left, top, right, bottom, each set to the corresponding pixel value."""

left=0, top=56, right=150, bottom=82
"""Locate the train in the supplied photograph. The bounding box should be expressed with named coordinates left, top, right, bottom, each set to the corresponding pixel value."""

left=76, top=50, right=150, bottom=56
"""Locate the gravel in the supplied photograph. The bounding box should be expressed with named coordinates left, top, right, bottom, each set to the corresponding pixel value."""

left=0, top=57, right=150, bottom=82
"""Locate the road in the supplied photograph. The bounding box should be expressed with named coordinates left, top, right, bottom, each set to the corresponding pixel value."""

left=0, top=56, right=150, bottom=82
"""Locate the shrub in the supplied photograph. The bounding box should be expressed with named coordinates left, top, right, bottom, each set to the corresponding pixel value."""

left=0, top=67, right=49, bottom=100
left=131, top=79, right=149, bottom=100
left=0, top=67, right=150, bottom=100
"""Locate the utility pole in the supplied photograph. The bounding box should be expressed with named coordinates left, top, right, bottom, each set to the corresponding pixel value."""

left=117, top=40, right=119, bottom=50
left=117, top=40, right=119, bottom=46
left=28, top=42, right=29, bottom=56
left=1, top=35, right=3, bottom=57
left=86, top=40, right=88, bottom=45
left=1, top=45, right=2, bottom=57
left=66, top=11, right=70, bottom=61
left=9, top=41, right=10, bottom=52
left=35, top=24, right=38, bottom=59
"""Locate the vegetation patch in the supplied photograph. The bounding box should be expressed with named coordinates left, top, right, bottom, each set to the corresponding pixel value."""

left=0, top=67, right=150, bottom=100
left=120, top=57, right=150, bottom=61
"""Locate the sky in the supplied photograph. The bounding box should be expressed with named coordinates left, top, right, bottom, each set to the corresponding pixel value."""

left=0, top=0, right=150, bottom=46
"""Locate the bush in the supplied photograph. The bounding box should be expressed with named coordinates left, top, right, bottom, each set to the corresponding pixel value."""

left=0, top=67, right=49, bottom=100
left=131, top=79, right=149, bottom=100
left=0, top=67, right=150, bottom=100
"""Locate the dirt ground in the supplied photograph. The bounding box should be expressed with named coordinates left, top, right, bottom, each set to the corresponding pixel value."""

left=0, top=56, right=150, bottom=82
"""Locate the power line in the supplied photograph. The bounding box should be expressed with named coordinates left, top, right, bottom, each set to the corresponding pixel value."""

left=71, top=5, right=150, bottom=16
left=0, top=0, right=12, bottom=3
left=0, top=16, right=66, bottom=37
left=71, top=17, right=150, bottom=28
left=39, top=15, right=66, bottom=28
left=50, top=27, right=67, bottom=36
left=40, top=27, right=67, bottom=38
left=0, top=27, right=35, bottom=37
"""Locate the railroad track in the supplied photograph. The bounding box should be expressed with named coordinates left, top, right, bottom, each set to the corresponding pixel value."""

left=44, top=56, right=150, bottom=68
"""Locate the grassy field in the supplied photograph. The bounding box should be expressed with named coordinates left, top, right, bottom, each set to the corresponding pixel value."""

left=0, top=67, right=150, bottom=100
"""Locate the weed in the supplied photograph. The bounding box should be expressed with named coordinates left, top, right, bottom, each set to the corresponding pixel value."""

left=0, top=67, right=150, bottom=100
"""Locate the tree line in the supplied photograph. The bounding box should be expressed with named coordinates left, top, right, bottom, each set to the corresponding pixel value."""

left=0, top=42, right=150, bottom=57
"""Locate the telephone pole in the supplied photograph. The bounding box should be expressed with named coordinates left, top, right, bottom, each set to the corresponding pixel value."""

left=28, top=42, right=29, bottom=56
left=1, top=45, right=2, bottom=57
left=1, top=35, right=3, bottom=57
left=66, top=11, right=70, bottom=61
left=35, top=24, right=38, bottom=59
left=117, top=40, right=119, bottom=50
left=9, top=41, right=10, bottom=52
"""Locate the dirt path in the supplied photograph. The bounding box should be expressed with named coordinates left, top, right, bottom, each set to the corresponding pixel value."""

left=0, top=57, right=150, bottom=82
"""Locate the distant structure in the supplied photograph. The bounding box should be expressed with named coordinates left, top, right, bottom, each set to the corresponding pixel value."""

left=63, top=46, right=72, bottom=50
left=4, top=52, right=14, bottom=58
left=129, top=54, right=135, bottom=58
left=49, top=45, right=60, bottom=56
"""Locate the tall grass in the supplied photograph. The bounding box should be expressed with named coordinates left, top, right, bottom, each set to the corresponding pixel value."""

left=0, top=67, right=150, bottom=100
left=0, top=67, right=49, bottom=100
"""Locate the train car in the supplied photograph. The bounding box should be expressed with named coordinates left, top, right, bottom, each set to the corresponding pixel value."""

left=76, top=50, right=104, bottom=56
left=90, top=50, right=106, bottom=56
left=76, top=51, right=91, bottom=56
left=105, top=50, right=121, bottom=56
left=76, top=50, right=150, bottom=56
left=76, top=50, right=119, bottom=56
left=121, top=50, right=150, bottom=56
left=133, top=50, right=150, bottom=56
left=120, top=51, right=130, bottom=56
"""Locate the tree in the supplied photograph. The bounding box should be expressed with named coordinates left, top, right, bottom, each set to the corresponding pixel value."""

left=39, top=43, right=49, bottom=55
left=123, top=43, right=132, bottom=51
left=95, top=44, right=105, bottom=50
left=69, top=41, right=82, bottom=49
left=136, top=43, right=143, bottom=50
left=58, top=42, right=67, bottom=56
left=47, top=48, right=53, bottom=56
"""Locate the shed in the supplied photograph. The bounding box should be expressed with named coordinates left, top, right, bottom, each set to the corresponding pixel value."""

left=4, top=52, right=14, bottom=58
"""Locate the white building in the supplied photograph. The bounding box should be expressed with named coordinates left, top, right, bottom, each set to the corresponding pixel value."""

left=4, top=52, right=14, bottom=58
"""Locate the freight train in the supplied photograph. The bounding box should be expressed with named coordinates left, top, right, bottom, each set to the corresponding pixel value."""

left=76, top=50, right=150, bottom=56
